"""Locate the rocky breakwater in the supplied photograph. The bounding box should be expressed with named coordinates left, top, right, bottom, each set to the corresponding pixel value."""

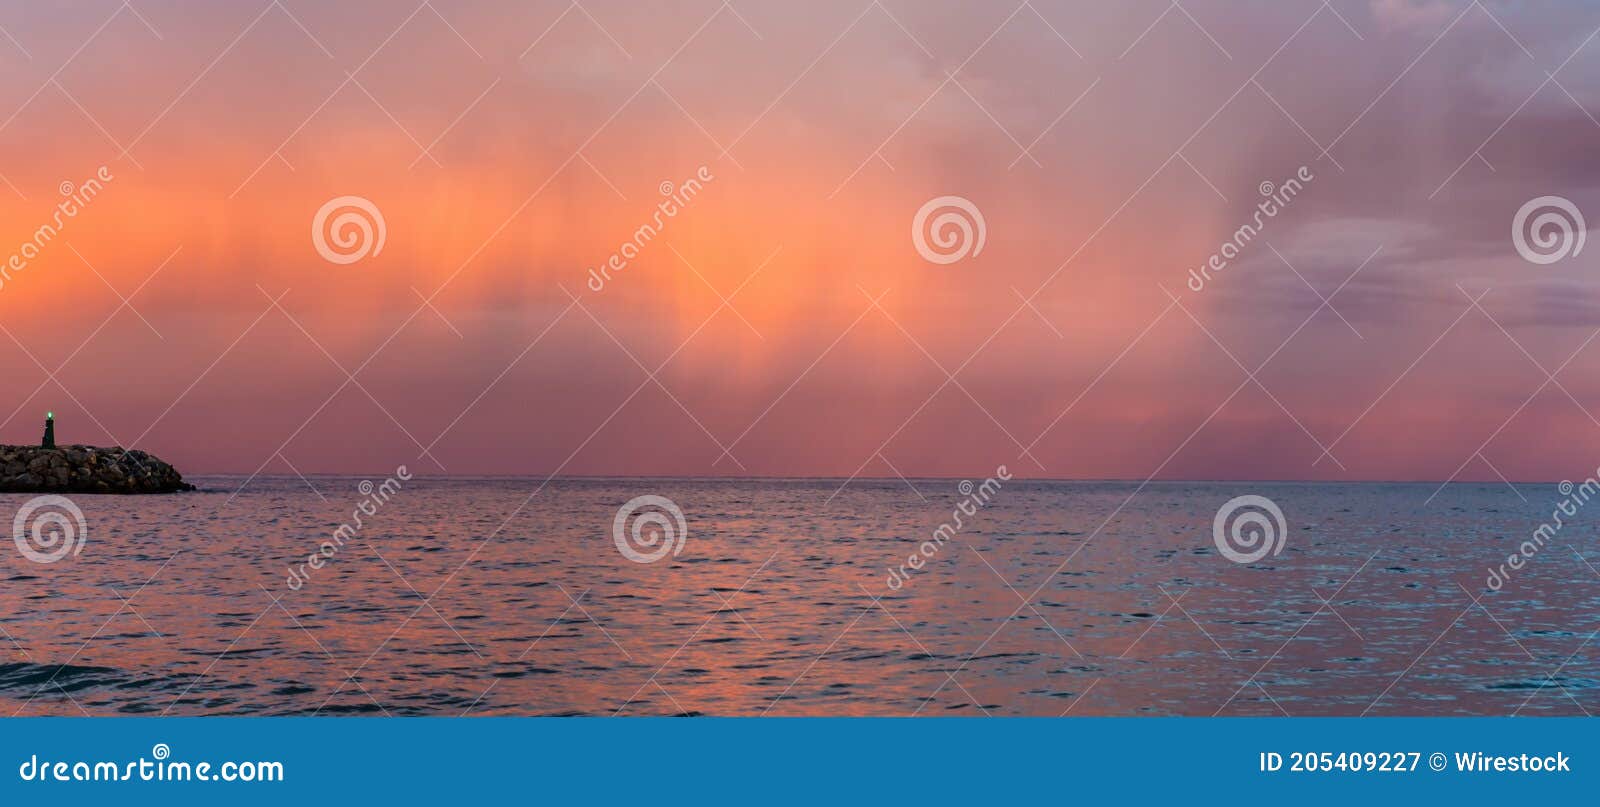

left=0, top=445, right=195, bottom=494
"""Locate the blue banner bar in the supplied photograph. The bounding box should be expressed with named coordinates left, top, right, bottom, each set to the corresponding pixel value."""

left=0, top=718, right=1589, bottom=804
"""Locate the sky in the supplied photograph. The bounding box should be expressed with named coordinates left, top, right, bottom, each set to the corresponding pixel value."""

left=1, top=0, right=1600, bottom=481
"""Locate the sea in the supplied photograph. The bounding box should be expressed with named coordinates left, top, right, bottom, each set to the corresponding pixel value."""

left=1, top=477, right=1595, bottom=716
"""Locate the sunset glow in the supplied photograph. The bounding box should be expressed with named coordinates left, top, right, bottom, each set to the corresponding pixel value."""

left=2, top=1, right=1598, bottom=481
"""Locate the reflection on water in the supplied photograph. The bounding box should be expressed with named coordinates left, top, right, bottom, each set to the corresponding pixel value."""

left=1, top=477, right=1596, bottom=716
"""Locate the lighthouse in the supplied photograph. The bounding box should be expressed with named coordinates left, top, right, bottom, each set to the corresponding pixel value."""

left=42, top=412, right=54, bottom=449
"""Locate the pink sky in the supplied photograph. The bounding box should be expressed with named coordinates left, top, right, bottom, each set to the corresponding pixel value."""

left=1, top=0, right=1600, bottom=480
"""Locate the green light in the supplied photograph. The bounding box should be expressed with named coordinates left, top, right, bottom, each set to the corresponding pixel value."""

left=45, top=412, right=52, bottom=419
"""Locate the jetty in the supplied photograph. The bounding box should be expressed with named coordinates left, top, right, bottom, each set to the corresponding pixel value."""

left=0, top=413, right=193, bottom=494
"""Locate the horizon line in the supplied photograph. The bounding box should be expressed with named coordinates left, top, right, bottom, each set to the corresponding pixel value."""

left=171, top=472, right=1570, bottom=487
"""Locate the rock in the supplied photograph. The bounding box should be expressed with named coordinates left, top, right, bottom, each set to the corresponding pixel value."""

left=0, top=444, right=194, bottom=494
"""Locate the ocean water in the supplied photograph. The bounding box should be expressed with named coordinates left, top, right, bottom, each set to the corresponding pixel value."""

left=1, top=477, right=1596, bottom=716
